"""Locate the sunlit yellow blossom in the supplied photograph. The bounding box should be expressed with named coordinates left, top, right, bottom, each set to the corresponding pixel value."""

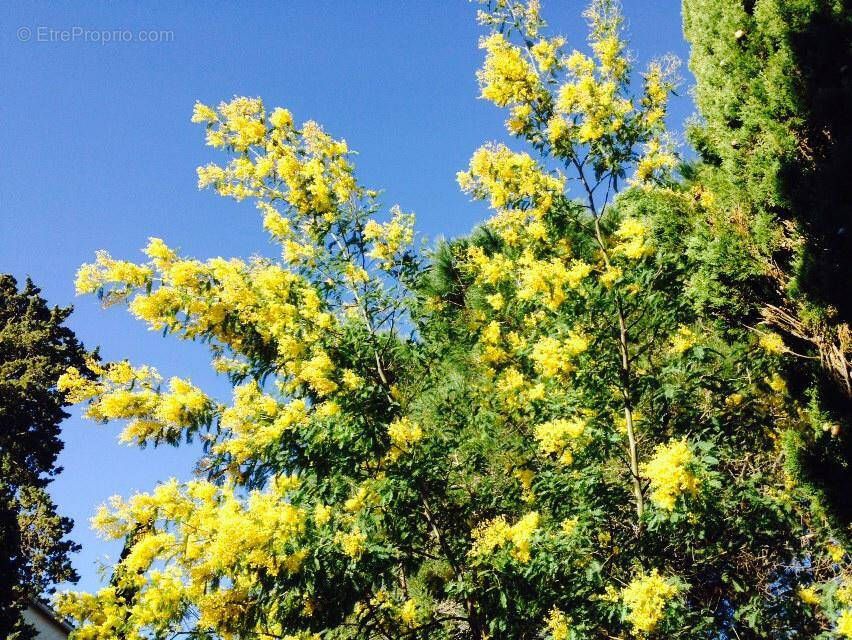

left=613, top=217, right=653, bottom=259
left=829, top=543, right=847, bottom=563
left=759, top=332, right=785, bottom=355
left=268, top=107, right=293, bottom=129
left=60, top=477, right=308, bottom=637
left=669, top=325, right=697, bottom=355
left=75, top=250, right=153, bottom=297
left=838, top=610, right=852, bottom=638
left=344, top=485, right=377, bottom=513
left=399, top=598, right=421, bottom=627
left=622, top=569, right=680, bottom=634
left=531, top=332, right=588, bottom=378
left=797, top=586, right=820, bottom=606
left=838, top=581, right=852, bottom=605
left=506, top=103, right=533, bottom=135
left=387, top=416, right=423, bottom=460
left=634, top=136, right=677, bottom=184
left=363, top=206, right=415, bottom=269
left=726, top=392, right=744, bottom=406
left=516, top=252, right=591, bottom=309
left=341, top=369, right=363, bottom=390
left=57, top=366, right=100, bottom=404
left=477, top=33, right=542, bottom=108
left=486, top=292, right=505, bottom=310
left=143, top=237, right=177, bottom=265
left=59, top=1, right=691, bottom=629
left=313, top=504, right=332, bottom=527
left=298, top=351, right=337, bottom=396
left=534, top=417, right=585, bottom=465
left=642, top=439, right=697, bottom=510
left=458, top=144, right=564, bottom=220
left=531, top=37, right=565, bottom=73
left=598, top=265, right=622, bottom=288
left=514, top=468, right=535, bottom=502
left=335, top=527, right=367, bottom=559
left=261, top=205, right=292, bottom=238
left=561, top=518, right=579, bottom=536
left=470, top=512, right=539, bottom=564
left=545, top=608, right=571, bottom=640
left=191, top=101, right=218, bottom=124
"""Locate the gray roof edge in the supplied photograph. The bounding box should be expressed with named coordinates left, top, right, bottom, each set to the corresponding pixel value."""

left=28, top=597, right=75, bottom=633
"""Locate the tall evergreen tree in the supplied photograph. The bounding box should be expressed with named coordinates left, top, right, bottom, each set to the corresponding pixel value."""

left=682, top=0, right=852, bottom=525
left=0, top=275, right=92, bottom=639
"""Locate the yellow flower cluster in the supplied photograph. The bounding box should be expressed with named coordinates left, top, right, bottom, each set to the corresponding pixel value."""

left=474, top=0, right=677, bottom=187
left=63, top=94, right=434, bottom=637
left=296, top=350, right=338, bottom=396
left=335, top=527, right=368, bottom=559
left=398, top=598, right=421, bottom=627
left=545, top=608, right=571, bottom=640
left=58, top=360, right=212, bottom=446
left=214, top=384, right=308, bottom=464
left=547, top=4, right=633, bottom=147
left=759, top=331, right=786, bottom=355
left=555, top=52, right=632, bottom=145
left=81, top=239, right=334, bottom=352
left=54, top=585, right=138, bottom=640
left=75, top=237, right=363, bottom=414
left=640, top=62, right=670, bottom=128
left=363, top=206, right=415, bottom=269
left=642, top=439, right=698, bottom=511
left=470, top=511, right=540, bottom=564
left=477, top=33, right=543, bottom=108
left=531, top=36, right=565, bottom=74
left=75, top=250, right=152, bottom=298
left=561, top=517, right=579, bottom=536
left=634, top=136, right=678, bottom=185
left=386, top=416, right=423, bottom=461
left=621, top=569, right=680, bottom=634
left=613, top=217, right=654, bottom=260
left=838, top=579, right=852, bottom=605
left=829, top=543, right=847, bottom=563
left=56, top=477, right=308, bottom=638
left=599, top=264, right=622, bottom=288
left=313, top=503, right=332, bottom=526
left=191, top=97, right=418, bottom=302
left=797, top=586, right=820, bottom=606
left=344, top=483, right=380, bottom=513
left=530, top=332, right=589, bottom=378
left=534, top=417, right=586, bottom=465
left=464, top=247, right=514, bottom=286
left=468, top=249, right=587, bottom=317
left=193, top=98, right=356, bottom=216
left=458, top=144, right=564, bottom=223
left=632, top=59, right=678, bottom=184
left=838, top=610, right=852, bottom=638
left=669, top=325, right=697, bottom=355
left=517, top=252, right=592, bottom=310
left=514, top=468, right=536, bottom=502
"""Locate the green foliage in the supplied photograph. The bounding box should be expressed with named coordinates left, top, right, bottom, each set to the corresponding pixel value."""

left=0, top=275, right=91, bottom=639
left=683, top=0, right=852, bottom=316
left=49, top=2, right=852, bottom=639
left=683, top=0, right=852, bottom=527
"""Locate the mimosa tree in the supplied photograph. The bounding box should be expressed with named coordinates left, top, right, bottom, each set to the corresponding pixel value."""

left=55, top=2, right=852, bottom=638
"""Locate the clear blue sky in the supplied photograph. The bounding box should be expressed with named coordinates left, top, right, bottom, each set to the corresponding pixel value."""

left=1, top=1, right=694, bottom=595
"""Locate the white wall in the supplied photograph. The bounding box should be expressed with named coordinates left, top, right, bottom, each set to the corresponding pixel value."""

left=21, top=604, right=70, bottom=640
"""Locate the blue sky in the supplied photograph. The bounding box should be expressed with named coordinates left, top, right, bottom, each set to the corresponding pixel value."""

left=1, top=1, right=694, bottom=594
